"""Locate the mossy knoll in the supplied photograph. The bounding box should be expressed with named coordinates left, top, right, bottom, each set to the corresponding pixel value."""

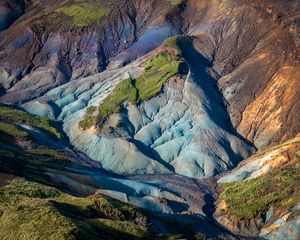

left=79, top=52, right=181, bottom=130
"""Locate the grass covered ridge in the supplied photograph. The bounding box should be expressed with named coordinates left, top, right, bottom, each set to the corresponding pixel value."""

left=135, top=52, right=180, bottom=101
left=56, top=4, right=111, bottom=27
left=0, top=178, right=149, bottom=240
left=219, top=162, right=300, bottom=220
left=0, top=122, right=28, bottom=138
left=79, top=52, right=181, bottom=130
left=0, top=121, right=29, bottom=145
left=0, top=104, right=61, bottom=140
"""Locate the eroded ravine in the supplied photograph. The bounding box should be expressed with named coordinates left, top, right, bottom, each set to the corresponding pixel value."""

left=21, top=38, right=254, bottom=180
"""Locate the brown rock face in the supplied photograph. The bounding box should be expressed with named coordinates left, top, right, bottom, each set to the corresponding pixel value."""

left=185, top=0, right=300, bottom=149
left=237, top=66, right=300, bottom=149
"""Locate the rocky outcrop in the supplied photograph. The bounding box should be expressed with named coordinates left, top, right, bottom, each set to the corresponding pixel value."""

left=0, top=0, right=30, bottom=31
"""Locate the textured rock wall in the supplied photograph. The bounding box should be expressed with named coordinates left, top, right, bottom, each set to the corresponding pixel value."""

left=185, top=0, right=300, bottom=148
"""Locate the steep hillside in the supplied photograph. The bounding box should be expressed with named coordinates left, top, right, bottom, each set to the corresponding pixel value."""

left=184, top=0, right=300, bottom=148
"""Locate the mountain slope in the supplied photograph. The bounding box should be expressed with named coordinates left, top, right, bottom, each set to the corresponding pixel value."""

left=0, top=0, right=299, bottom=239
left=0, top=1, right=299, bottom=177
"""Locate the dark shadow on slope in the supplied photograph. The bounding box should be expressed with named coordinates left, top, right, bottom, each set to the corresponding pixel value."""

left=147, top=212, right=238, bottom=239
left=178, top=37, right=234, bottom=130
left=128, top=138, right=175, bottom=173
left=202, top=193, right=216, bottom=220
left=0, top=86, right=5, bottom=97
left=0, top=147, right=176, bottom=199
left=177, top=36, right=255, bottom=154
left=0, top=0, right=30, bottom=31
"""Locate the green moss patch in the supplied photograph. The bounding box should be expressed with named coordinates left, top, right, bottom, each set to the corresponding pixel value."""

left=56, top=4, right=111, bottom=27
left=96, top=77, right=138, bottom=126
left=0, top=104, right=61, bottom=140
left=169, top=0, right=183, bottom=6
left=135, top=52, right=180, bottom=101
left=78, top=106, right=97, bottom=129
left=79, top=78, right=138, bottom=129
left=86, top=106, right=97, bottom=115
left=220, top=162, right=300, bottom=220
left=78, top=115, right=95, bottom=130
